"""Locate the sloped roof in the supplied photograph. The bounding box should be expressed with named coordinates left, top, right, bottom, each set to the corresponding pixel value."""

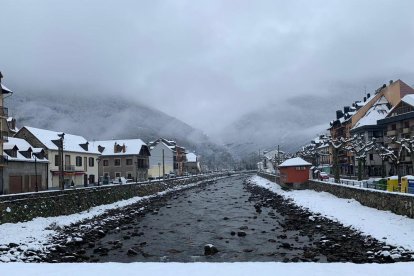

left=23, top=126, right=100, bottom=154
left=91, top=139, right=147, bottom=156
left=186, top=152, right=197, bottom=162
left=279, top=157, right=311, bottom=167
left=401, top=94, right=414, bottom=107
left=1, top=83, right=12, bottom=94
left=3, top=137, right=48, bottom=163
left=352, top=96, right=390, bottom=129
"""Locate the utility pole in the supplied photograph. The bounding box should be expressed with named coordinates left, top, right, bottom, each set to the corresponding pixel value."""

left=162, top=149, right=165, bottom=178
left=34, top=154, right=38, bottom=192
left=58, top=133, right=65, bottom=190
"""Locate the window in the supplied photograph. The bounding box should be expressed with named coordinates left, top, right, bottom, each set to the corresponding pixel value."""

left=55, top=155, right=60, bottom=166
left=103, top=160, right=109, bottom=167
left=295, top=166, right=306, bottom=171
left=405, top=121, right=410, bottom=128
left=76, top=156, right=82, bottom=167
left=127, top=172, right=133, bottom=179
left=89, top=157, right=95, bottom=167
left=115, top=172, right=121, bottom=178
left=391, top=124, right=396, bottom=130
left=114, top=159, right=121, bottom=166
left=369, top=154, right=373, bottom=161
left=126, top=159, right=133, bottom=166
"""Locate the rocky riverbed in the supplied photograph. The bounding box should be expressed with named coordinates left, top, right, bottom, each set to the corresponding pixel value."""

left=1, top=175, right=413, bottom=263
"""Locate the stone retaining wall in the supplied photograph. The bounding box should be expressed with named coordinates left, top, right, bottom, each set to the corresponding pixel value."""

left=0, top=173, right=242, bottom=224
left=308, top=180, right=414, bottom=218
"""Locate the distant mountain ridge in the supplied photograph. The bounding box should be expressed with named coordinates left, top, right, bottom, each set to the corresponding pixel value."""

left=7, top=93, right=234, bottom=169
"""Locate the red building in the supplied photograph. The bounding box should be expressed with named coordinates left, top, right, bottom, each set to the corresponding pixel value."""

left=278, top=157, right=312, bottom=188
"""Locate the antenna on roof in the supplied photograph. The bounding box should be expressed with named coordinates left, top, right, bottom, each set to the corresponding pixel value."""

left=364, top=85, right=367, bottom=97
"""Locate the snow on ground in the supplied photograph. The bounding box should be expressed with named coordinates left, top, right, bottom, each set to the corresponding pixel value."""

left=0, top=178, right=219, bottom=259
left=1, top=262, right=414, bottom=276
left=250, top=175, right=414, bottom=251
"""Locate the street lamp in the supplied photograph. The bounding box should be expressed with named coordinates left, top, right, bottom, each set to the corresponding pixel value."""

left=34, top=154, right=38, bottom=192
left=96, top=157, right=101, bottom=186
left=57, top=133, right=65, bottom=190
left=158, top=162, right=161, bottom=179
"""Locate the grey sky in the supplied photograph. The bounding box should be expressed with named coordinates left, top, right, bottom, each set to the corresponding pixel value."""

left=1, top=0, right=414, bottom=138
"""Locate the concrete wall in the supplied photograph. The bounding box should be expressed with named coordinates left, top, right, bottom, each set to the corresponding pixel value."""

left=2, top=161, right=48, bottom=194
left=0, top=172, right=238, bottom=224
left=307, top=180, right=414, bottom=218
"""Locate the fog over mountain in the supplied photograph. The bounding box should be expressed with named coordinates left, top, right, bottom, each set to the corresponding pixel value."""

left=7, top=92, right=235, bottom=169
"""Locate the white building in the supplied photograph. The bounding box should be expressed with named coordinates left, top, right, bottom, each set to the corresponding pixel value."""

left=147, top=139, right=175, bottom=178
left=15, top=127, right=100, bottom=188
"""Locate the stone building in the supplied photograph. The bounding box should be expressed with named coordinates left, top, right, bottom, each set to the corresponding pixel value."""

left=91, top=139, right=150, bottom=182
left=185, top=152, right=201, bottom=174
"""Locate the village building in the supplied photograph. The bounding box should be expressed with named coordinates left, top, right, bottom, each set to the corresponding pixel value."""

left=14, top=127, right=100, bottom=189
left=91, top=139, right=150, bottom=182
left=0, top=72, right=13, bottom=194
left=2, top=137, right=48, bottom=194
left=148, top=139, right=175, bottom=178
left=185, top=152, right=201, bottom=174
left=148, top=138, right=187, bottom=177
left=378, top=94, right=414, bottom=176
left=329, top=80, right=414, bottom=177
left=278, top=157, right=312, bottom=188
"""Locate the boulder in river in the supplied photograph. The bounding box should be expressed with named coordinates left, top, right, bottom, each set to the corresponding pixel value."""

left=204, top=244, right=219, bottom=255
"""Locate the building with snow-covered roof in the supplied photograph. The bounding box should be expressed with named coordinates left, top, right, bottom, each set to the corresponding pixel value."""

left=2, top=137, right=49, bottom=194
left=185, top=152, right=201, bottom=174
left=328, top=80, right=414, bottom=177
left=278, top=157, right=312, bottom=188
left=0, top=71, right=13, bottom=194
left=378, top=93, right=414, bottom=176
left=148, top=138, right=187, bottom=177
left=15, top=126, right=100, bottom=189
left=91, top=139, right=150, bottom=182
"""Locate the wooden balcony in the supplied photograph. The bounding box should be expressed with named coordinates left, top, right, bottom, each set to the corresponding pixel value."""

left=387, top=130, right=397, bottom=136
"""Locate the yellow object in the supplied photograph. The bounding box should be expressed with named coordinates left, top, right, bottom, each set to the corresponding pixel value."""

left=387, top=177, right=399, bottom=192
left=401, top=177, right=408, bottom=193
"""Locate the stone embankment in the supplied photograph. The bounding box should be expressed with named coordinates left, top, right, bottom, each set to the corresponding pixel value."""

left=256, top=172, right=414, bottom=219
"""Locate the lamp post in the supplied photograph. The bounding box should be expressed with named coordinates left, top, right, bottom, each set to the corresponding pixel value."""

left=34, top=154, right=38, bottom=192
left=158, top=162, right=161, bottom=179
left=57, top=133, right=65, bottom=190
left=96, top=157, right=101, bottom=186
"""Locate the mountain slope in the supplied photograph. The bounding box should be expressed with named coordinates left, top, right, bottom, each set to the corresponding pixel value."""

left=7, top=93, right=233, bottom=169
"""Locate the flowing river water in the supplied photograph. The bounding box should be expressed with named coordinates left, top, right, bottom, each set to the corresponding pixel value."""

left=44, top=175, right=412, bottom=263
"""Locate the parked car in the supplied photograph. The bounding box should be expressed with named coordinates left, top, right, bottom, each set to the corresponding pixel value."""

left=112, top=177, right=128, bottom=185
left=319, top=172, right=329, bottom=181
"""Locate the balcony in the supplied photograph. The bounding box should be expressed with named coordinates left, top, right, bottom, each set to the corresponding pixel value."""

left=404, top=156, right=412, bottom=162
left=403, top=128, right=410, bottom=134
left=64, top=165, right=76, bottom=172
left=387, top=130, right=397, bottom=136
left=0, top=130, right=8, bottom=142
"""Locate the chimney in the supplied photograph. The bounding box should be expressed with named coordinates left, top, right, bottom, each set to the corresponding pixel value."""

left=336, top=110, right=344, bottom=120
left=344, top=106, right=350, bottom=114
left=389, top=80, right=393, bottom=85
left=122, top=143, right=126, bottom=153
left=363, top=96, right=366, bottom=102
left=114, top=142, right=118, bottom=153
left=367, top=93, right=370, bottom=98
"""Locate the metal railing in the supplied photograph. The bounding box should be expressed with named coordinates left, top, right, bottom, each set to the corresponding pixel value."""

left=64, top=165, right=76, bottom=171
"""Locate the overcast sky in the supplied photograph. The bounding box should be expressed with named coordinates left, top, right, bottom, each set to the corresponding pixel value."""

left=1, top=0, right=414, bottom=137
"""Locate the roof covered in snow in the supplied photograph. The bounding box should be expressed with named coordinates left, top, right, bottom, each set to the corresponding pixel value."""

left=1, top=83, right=12, bottom=94
left=22, top=126, right=100, bottom=154
left=3, top=137, right=48, bottom=163
left=401, top=94, right=414, bottom=107
left=278, top=157, right=311, bottom=167
left=352, top=96, right=390, bottom=129
left=91, top=139, right=148, bottom=156
left=186, top=152, right=197, bottom=162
